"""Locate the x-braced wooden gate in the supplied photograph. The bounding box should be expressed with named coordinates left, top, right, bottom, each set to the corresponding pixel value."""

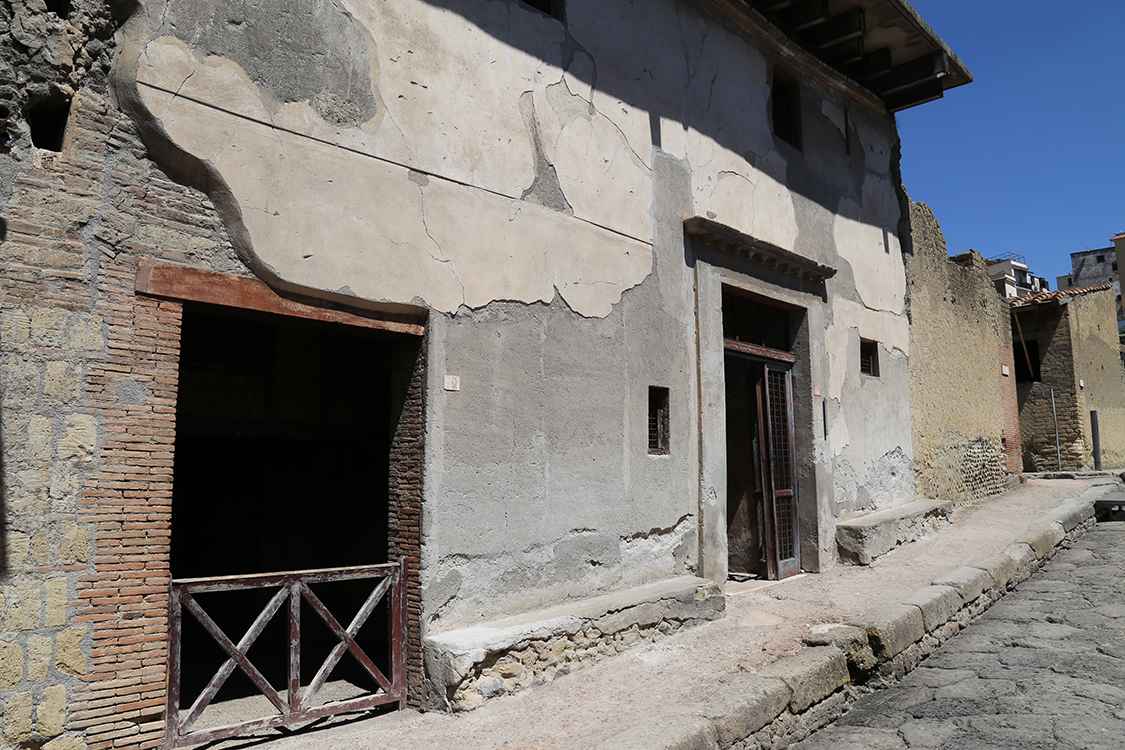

left=165, top=559, right=407, bottom=747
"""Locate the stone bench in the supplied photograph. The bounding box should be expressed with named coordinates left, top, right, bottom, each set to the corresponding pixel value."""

left=835, top=499, right=953, bottom=565
left=423, top=575, right=724, bottom=712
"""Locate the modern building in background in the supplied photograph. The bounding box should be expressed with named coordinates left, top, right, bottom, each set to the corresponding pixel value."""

left=1057, top=232, right=1125, bottom=333
left=986, top=252, right=1051, bottom=299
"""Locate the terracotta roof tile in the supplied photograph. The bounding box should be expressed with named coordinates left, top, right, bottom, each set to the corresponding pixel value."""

left=1008, top=283, right=1113, bottom=308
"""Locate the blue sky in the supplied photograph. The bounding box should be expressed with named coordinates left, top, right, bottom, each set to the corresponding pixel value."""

left=896, top=1, right=1125, bottom=284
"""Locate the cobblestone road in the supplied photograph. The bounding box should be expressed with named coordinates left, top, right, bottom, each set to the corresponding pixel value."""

left=793, top=521, right=1125, bottom=750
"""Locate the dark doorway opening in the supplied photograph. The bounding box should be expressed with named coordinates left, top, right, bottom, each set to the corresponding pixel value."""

left=723, top=290, right=801, bottom=581
left=171, top=302, right=421, bottom=717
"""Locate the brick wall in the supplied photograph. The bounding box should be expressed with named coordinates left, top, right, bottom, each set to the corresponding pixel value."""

left=2, top=87, right=243, bottom=749
left=387, top=344, right=424, bottom=706
left=905, top=202, right=1017, bottom=504
left=1, top=85, right=429, bottom=748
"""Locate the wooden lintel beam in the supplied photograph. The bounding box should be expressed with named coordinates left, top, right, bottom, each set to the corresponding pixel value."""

left=134, top=258, right=426, bottom=336
left=884, top=77, right=945, bottom=112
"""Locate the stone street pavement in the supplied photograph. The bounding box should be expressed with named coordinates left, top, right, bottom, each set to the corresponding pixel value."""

left=793, top=521, right=1125, bottom=750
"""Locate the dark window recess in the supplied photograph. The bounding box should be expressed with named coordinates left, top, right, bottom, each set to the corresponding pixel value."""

left=1114, top=262, right=1119, bottom=271
left=722, top=291, right=792, bottom=352
left=1096, top=255, right=1105, bottom=263
left=44, top=0, right=72, bottom=16
left=771, top=69, right=801, bottom=148
left=648, top=387, right=670, bottom=455
left=1013, top=337, right=1041, bottom=382
left=1067, top=278, right=1074, bottom=287
left=25, top=94, right=71, bottom=152
left=859, top=339, right=880, bottom=377
left=521, top=0, right=562, bottom=20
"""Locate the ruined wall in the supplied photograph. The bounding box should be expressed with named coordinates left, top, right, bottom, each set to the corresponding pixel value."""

left=1015, top=304, right=1086, bottom=471
left=1068, top=289, right=1125, bottom=468
left=0, top=78, right=248, bottom=747
left=904, top=202, right=1013, bottom=504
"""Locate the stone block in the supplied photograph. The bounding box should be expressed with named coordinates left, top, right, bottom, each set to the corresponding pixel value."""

left=69, top=315, right=105, bottom=351
left=43, top=362, right=82, bottom=402
left=902, top=585, right=961, bottom=633
left=1042, top=501, right=1094, bottom=532
left=836, top=500, right=952, bottom=566
left=56, top=627, right=87, bottom=676
left=3, top=691, right=32, bottom=746
left=965, top=553, right=1017, bottom=590
left=30, top=308, right=70, bottom=348
left=59, top=525, right=90, bottom=566
left=1, top=309, right=31, bottom=345
left=58, top=414, right=97, bottom=462
left=701, top=675, right=790, bottom=745
left=595, top=714, right=718, bottom=750
left=10, top=580, right=42, bottom=631
left=32, top=532, right=50, bottom=566
left=932, top=567, right=990, bottom=605
left=29, top=415, right=53, bottom=461
left=851, top=604, right=924, bottom=660
left=1018, top=521, right=1065, bottom=558
left=27, top=636, right=51, bottom=682
left=1004, top=543, right=1038, bottom=579
left=5, top=532, right=31, bottom=570
left=803, top=623, right=877, bottom=671
left=43, top=737, right=85, bottom=750
left=37, top=684, right=66, bottom=738
left=0, top=641, right=24, bottom=689
left=756, top=646, right=849, bottom=713
left=45, top=578, right=68, bottom=627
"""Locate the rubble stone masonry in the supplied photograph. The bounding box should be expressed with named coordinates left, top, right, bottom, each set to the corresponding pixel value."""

left=905, top=202, right=1018, bottom=504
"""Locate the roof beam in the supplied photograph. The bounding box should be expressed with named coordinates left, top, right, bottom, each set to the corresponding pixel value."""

left=777, top=0, right=829, bottom=32
left=801, top=7, right=865, bottom=50
left=883, top=77, right=944, bottom=112
left=845, top=47, right=893, bottom=82
left=869, top=52, right=949, bottom=97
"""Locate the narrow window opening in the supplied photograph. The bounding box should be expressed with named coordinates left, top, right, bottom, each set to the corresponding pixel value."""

left=1013, top=338, right=1041, bottom=382
left=1114, top=262, right=1119, bottom=271
left=859, top=339, right=880, bottom=377
left=25, top=94, right=71, bottom=152
left=44, top=0, right=72, bottom=16
left=771, top=68, right=801, bottom=149
left=520, top=0, right=563, bottom=20
left=1096, top=254, right=1105, bottom=263
left=648, top=387, right=670, bottom=455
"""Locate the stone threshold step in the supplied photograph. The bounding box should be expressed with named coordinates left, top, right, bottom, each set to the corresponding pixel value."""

left=835, top=498, right=953, bottom=565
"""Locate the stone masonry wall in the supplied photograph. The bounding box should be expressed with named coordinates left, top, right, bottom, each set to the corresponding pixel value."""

left=1015, top=304, right=1086, bottom=471
left=1068, top=289, right=1125, bottom=469
left=905, top=202, right=1015, bottom=504
left=1, top=86, right=244, bottom=750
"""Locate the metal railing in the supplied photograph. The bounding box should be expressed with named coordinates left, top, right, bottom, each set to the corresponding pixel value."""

left=165, top=559, right=407, bottom=747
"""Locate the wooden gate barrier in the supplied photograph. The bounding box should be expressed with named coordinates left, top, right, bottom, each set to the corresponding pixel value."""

left=165, top=559, right=407, bottom=747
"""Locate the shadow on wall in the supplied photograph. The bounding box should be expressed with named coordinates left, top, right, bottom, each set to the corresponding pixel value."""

left=0, top=217, right=7, bottom=572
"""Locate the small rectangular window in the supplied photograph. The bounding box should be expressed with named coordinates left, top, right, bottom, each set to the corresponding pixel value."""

left=521, top=0, right=563, bottom=20
left=1114, top=262, right=1119, bottom=271
left=1096, top=254, right=1105, bottom=263
left=648, top=387, right=669, bottom=455
left=772, top=69, right=801, bottom=149
left=859, top=339, right=879, bottom=377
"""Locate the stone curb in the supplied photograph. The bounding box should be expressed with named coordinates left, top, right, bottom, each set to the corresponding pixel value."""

left=596, top=481, right=1119, bottom=750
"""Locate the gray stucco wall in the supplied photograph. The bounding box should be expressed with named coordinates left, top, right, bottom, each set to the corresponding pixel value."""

left=109, top=0, right=917, bottom=628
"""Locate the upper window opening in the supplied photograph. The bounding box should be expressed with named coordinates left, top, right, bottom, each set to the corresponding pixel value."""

left=722, top=290, right=793, bottom=353
left=771, top=68, right=801, bottom=149
left=648, top=387, right=670, bottom=455
left=1096, top=254, right=1106, bottom=263
left=44, top=0, right=72, bottom=16
left=859, top=339, right=880, bottom=377
left=1013, top=337, right=1041, bottom=383
left=25, top=94, right=71, bottom=152
left=521, top=0, right=563, bottom=20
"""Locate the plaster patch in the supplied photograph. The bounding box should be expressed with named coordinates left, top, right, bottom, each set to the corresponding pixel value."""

left=834, top=198, right=906, bottom=314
